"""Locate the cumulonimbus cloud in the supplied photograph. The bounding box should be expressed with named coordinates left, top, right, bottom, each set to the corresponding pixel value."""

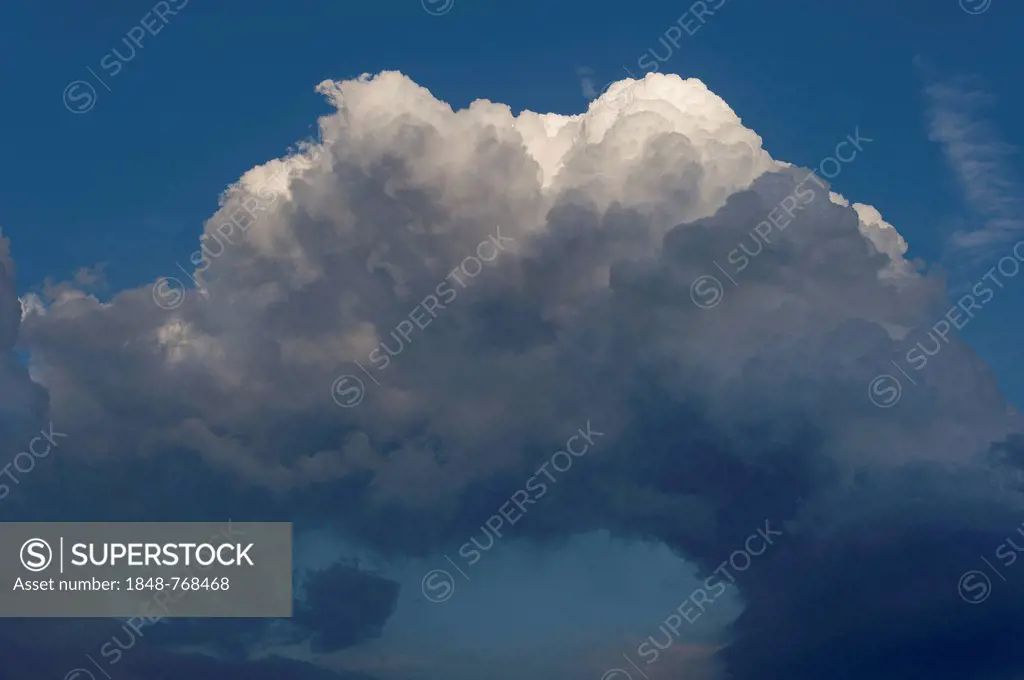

left=10, top=71, right=1024, bottom=680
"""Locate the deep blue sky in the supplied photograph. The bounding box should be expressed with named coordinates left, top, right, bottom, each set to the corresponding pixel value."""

left=1, top=0, right=1022, bottom=397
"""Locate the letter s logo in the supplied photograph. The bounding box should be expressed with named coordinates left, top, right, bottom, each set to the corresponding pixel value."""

left=421, top=569, right=455, bottom=603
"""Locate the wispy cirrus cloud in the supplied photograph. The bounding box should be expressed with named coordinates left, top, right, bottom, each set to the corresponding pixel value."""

left=923, top=72, right=1023, bottom=259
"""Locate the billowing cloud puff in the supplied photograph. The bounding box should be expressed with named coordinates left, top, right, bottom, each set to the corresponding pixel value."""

left=13, top=71, right=1024, bottom=680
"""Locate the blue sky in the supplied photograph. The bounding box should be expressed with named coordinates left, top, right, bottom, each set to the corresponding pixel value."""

left=1, top=2, right=1024, bottom=680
